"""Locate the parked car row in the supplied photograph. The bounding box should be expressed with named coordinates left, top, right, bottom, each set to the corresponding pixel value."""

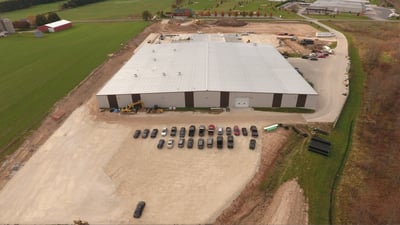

left=133, top=125, right=259, bottom=139
left=155, top=136, right=257, bottom=150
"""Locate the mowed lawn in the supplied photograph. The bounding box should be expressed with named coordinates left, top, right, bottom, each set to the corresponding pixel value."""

left=2, top=0, right=172, bottom=20
left=0, top=21, right=148, bottom=159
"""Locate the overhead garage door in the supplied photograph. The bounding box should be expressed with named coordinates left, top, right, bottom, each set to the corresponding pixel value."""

left=272, top=94, right=282, bottom=107
left=185, top=92, right=194, bottom=107
left=107, top=95, right=118, bottom=108
left=131, top=94, right=141, bottom=102
left=296, top=94, right=307, bottom=107
left=220, top=92, right=229, bottom=107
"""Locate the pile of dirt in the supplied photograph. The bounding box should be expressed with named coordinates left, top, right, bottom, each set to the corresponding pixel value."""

left=214, top=130, right=308, bottom=225
left=214, top=18, right=247, bottom=27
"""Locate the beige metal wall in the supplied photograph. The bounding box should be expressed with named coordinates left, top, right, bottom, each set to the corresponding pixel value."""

left=116, top=94, right=132, bottom=107
left=281, top=94, right=298, bottom=107
left=305, top=94, right=318, bottom=109
left=96, top=95, right=109, bottom=108
left=194, top=91, right=220, bottom=107
left=229, top=92, right=274, bottom=107
left=141, top=92, right=185, bottom=108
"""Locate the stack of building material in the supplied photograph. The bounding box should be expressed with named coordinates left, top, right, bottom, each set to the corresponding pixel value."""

left=308, top=136, right=331, bottom=156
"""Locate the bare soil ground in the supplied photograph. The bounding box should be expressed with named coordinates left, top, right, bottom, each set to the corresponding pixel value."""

left=0, top=21, right=314, bottom=224
left=215, top=130, right=308, bottom=225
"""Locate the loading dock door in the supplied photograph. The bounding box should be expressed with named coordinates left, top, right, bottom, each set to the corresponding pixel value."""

left=235, top=97, right=249, bottom=107
left=296, top=94, right=307, bottom=107
left=131, top=94, right=141, bottom=102
left=272, top=94, right=283, bottom=107
left=220, top=92, right=230, bottom=107
left=185, top=92, right=194, bottom=107
left=107, top=95, right=118, bottom=108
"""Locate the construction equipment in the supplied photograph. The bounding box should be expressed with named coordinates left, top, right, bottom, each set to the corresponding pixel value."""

left=146, top=104, right=164, bottom=113
left=73, top=219, right=89, bottom=225
left=120, top=100, right=144, bottom=113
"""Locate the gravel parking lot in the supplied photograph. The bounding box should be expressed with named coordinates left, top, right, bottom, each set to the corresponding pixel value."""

left=0, top=104, right=272, bottom=224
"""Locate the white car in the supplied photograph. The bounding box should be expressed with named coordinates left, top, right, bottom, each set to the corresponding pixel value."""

left=161, top=127, right=168, bottom=136
left=167, top=139, right=174, bottom=149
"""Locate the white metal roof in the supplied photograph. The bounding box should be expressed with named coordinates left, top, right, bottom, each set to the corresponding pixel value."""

left=45, top=19, right=71, bottom=28
left=97, top=41, right=317, bottom=96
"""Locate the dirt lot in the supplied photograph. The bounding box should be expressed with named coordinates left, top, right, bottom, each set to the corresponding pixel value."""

left=0, top=20, right=328, bottom=224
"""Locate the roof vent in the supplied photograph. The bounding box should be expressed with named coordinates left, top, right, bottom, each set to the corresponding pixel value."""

left=152, top=49, right=155, bottom=53
left=173, top=48, right=176, bottom=52
left=178, top=71, right=182, bottom=76
left=153, top=58, right=157, bottom=61
left=162, top=72, right=166, bottom=76
left=134, top=73, right=138, bottom=77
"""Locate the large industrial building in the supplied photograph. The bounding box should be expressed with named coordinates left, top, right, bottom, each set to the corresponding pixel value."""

left=96, top=38, right=318, bottom=109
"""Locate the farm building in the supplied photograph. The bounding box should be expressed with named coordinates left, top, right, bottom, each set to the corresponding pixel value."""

left=38, top=19, right=72, bottom=33
left=173, top=8, right=193, bottom=17
left=96, top=40, right=318, bottom=109
left=306, top=0, right=366, bottom=14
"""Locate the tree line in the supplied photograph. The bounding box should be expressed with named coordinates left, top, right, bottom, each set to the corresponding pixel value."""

left=0, top=0, right=63, bottom=13
left=61, top=0, right=105, bottom=9
left=0, top=0, right=104, bottom=13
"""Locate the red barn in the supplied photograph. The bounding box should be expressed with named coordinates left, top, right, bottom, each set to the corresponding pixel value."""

left=38, top=20, right=72, bottom=33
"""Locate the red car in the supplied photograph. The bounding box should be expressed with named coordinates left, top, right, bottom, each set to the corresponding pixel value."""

left=233, top=125, right=240, bottom=136
left=208, top=124, right=215, bottom=135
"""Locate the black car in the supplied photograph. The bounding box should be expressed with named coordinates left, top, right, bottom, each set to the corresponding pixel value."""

left=217, top=135, right=223, bottom=149
left=249, top=139, right=256, bottom=150
left=150, top=128, right=158, bottom=138
left=226, top=127, right=232, bottom=136
left=179, top=127, right=186, bottom=138
left=227, top=135, right=234, bottom=149
left=142, top=129, right=150, bottom=138
left=133, top=201, right=146, bottom=218
left=157, top=139, right=165, bottom=149
left=189, top=125, right=196, bottom=137
left=178, top=138, right=185, bottom=148
left=199, top=125, right=206, bottom=137
left=187, top=137, right=194, bottom=149
left=133, top=129, right=141, bottom=139
left=171, top=126, right=177, bottom=137
left=198, top=138, right=205, bottom=149
left=241, top=127, right=248, bottom=136
left=250, top=125, right=258, bottom=138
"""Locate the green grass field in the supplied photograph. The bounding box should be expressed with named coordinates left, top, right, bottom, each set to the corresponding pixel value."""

left=1, top=0, right=172, bottom=20
left=0, top=21, right=148, bottom=160
left=259, top=25, right=364, bottom=224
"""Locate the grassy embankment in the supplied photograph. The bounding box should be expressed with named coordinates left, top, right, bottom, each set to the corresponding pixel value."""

left=259, top=24, right=364, bottom=224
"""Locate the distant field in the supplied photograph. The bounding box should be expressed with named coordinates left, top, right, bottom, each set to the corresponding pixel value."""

left=0, top=21, right=148, bottom=160
left=2, top=0, right=172, bottom=20
left=1, top=1, right=66, bottom=20
left=184, top=0, right=301, bottom=19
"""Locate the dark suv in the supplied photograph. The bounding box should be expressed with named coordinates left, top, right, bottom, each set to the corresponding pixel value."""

left=133, top=201, right=146, bottom=218
left=189, top=125, right=196, bottom=137
left=198, top=138, right=205, bottom=149
left=227, top=135, right=234, bottom=149
left=179, top=127, right=186, bottom=137
left=217, top=135, right=223, bottom=149
left=250, top=125, right=258, bottom=138
left=150, top=128, right=158, bottom=138
left=199, top=125, right=206, bottom=137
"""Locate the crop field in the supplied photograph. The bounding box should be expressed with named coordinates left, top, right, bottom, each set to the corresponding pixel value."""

left=0, top=21, right=148, bottom=161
